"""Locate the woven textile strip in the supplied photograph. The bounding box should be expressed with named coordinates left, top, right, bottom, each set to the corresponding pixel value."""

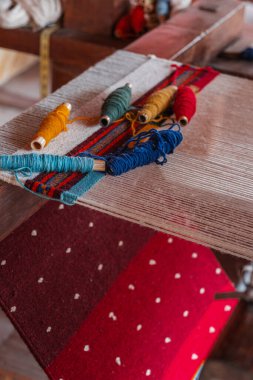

left=0, top=203, right=237, bottom=380
left=24, top=64, right=219, bottom=204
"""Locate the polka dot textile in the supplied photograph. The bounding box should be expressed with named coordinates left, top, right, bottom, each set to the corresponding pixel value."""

left=0, top=203, right=237, bottom=380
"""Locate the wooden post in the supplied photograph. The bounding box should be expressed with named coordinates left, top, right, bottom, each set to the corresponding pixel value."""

left=62, top=0, right=129, bottom=36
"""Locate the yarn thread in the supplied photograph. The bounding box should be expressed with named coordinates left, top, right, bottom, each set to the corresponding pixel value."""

left=138, top=85, right=177, bottom=123
left=156, top=0, right=170, bottom=16
left=1, top=124, right=182, bottom=178
left=31, top=103, right=71, bottom=150
left=241, top=47, right=253, bottom=61
left=105, top=125, right=183, bottom=176
left=173, top=86, right=197, bottom=126
left=13, top=168, right=77, bottom=206
left=100, top=83, right=132, bottom=127
left=0, top=153, right=94, bottom=174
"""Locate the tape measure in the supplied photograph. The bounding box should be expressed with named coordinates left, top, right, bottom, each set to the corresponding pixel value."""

left=40, top=24, right=59, bottom=98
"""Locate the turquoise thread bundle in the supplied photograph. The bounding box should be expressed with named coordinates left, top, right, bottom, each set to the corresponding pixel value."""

left=0, top=153, right=94, bottom=174
left=100, top=83, right=132, bottom=127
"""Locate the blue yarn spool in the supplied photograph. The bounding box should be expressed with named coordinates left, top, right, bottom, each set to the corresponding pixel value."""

left=104, top=126, right=183, bottom=176
left=0, top=153, right=94, bottom=174
left=156, top=0, right=170, bottom=16
left=100, top=83, right=132, bottom=127
left=240, top=47, right=253, bottom=61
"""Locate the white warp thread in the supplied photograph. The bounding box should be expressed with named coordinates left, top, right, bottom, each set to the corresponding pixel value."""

left=1, top=50, right=253, bottom=259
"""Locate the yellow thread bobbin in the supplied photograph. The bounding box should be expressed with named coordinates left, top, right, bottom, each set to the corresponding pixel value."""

left=138, top=85, right=178, bottom=123
left=31, top=103, right=72, bottom=151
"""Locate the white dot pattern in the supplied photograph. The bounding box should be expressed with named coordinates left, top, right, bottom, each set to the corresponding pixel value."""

left=3, top=202, right=232, bottom=379
left=115, top=357, right=121, bottom=366
left=191, top=353, right=198, bottom=360
left=146, top=369, right=151, bottom=376
left=98, top=264, right=103, bottom=271
left=58, top=204, right=64, bottom=210
left=109, top=312, right=117, bottom=321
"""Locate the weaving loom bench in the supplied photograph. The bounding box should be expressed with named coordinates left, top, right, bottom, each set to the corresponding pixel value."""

left=0, top=50, right=253, bottom=261
left=0, top=0, right=244, bottom=91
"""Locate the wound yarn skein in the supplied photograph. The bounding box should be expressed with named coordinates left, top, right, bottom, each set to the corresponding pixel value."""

left=241, top=47, right=253, bottom=61
left=138, top=85, right=177, bottom=123
left=173, top=86, right=196, bottom=126
left=106, top=127, right=183, bottom=176
left=156, top=0, right=170, bottom=17
left=31, top=102, right=71, bottom=150
left=100, top=83, right=132, bottom=127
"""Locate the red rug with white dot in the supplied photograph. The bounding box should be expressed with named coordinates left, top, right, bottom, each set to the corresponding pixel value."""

left=0, top=203, right=237, bottom=380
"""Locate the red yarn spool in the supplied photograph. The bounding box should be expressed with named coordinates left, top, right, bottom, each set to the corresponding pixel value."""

left=173, top=86, right=197, bottom=126
left=114, top=5, right=145, bottom=39
left=114, top=14, right=133, bottom=38
left=130, top=5, right=145, bottom=34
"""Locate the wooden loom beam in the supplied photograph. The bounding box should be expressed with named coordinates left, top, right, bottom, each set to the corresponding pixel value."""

left=126, top=0, right=245, bottom=65
left=0, top=0, right=245, bottom=91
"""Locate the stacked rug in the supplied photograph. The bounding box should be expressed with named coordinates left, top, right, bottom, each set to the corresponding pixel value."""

left=0, top=202, right=237, bottom=379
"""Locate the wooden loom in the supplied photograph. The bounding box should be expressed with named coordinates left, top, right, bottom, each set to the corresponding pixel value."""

left=0, top=50, right=253, bottom=261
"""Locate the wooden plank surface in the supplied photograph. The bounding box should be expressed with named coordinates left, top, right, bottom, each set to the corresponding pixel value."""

left=62, top=0, right=129, bottom=36
left=0, top=0, right=244, bottom=90
left=211, top=24, right=253, bottom=79
left=0, top=182, right=45, bottom=242
left=127, top=0, right=244, bottom=65
left=0, top=27, right=125, bottom=58
left=0, top=311, right=46, bottom=380
left=0, top=27, right=127, bottom=90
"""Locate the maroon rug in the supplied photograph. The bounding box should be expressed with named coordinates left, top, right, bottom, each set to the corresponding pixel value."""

left=0, top=203, right=237, bottom=379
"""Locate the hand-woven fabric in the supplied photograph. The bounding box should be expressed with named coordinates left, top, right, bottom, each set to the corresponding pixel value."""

left=0, top=203, right=237, bottom=380
left=0, top=57, right=218, bottom=205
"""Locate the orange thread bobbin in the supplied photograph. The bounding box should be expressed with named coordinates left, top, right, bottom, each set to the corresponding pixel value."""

left=31, top=103, right=72, bottom=151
